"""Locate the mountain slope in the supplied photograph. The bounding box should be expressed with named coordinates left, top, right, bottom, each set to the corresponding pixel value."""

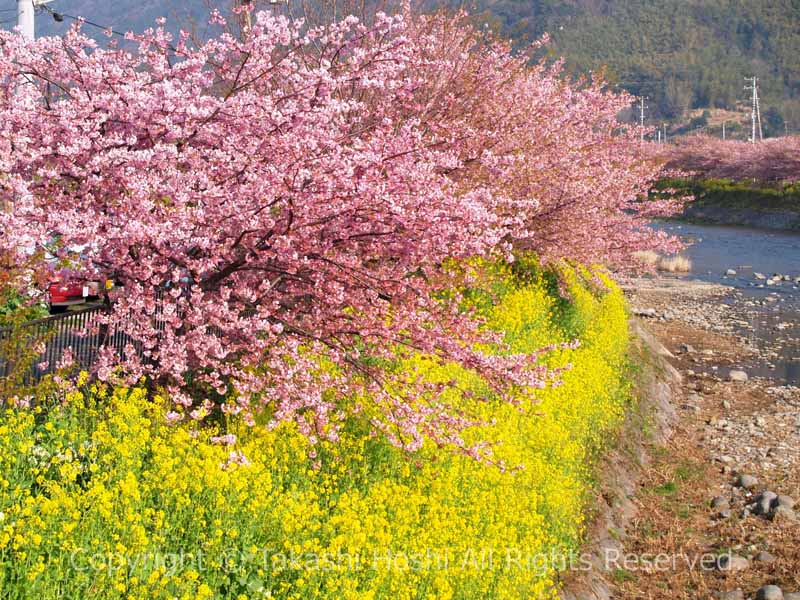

left=463, top=0, right=799, bottom=126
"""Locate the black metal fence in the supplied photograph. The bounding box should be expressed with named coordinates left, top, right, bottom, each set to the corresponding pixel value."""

left=0, top=304, right=131, bottom=381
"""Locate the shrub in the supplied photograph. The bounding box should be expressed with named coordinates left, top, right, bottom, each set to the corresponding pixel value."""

left=654, top=177, right=800, bottom=213
left=657, top=255, right=692, bottom=273
left=631, top=250, right=660, bottom=268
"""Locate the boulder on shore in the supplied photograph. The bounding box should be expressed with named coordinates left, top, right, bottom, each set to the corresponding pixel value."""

left=728, top=370, right=748, bottom=383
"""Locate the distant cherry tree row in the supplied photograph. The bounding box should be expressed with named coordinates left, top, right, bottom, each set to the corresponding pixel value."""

left=660, top=135, right=800, bottom=184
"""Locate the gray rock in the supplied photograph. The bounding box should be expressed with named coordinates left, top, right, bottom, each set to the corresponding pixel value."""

left=726, top=269, right=738, bottom=276
left=770, top=505, right=799, bottom=524
left=755, top=496, right=774, bottom=516
left=715, top=591, right=745, bottom=600
left=729, top=370, right=749, bottom=382
left=736, top=474, right=759, bottom=489
left=754, top=551, right=777, bottom=563
left=722, top=400, right=731, bottom=410
left=759, top=491, right=779, bottom=504
left=775, top=495, right=796, bottom=510
left=679, top=343, right=696, bottom=354
left=716, top=554, right=749, bottom=572
left=783, top=594, right=800, bottom=600
left=755, top=272, right=767, bottom=280
left=711, top=496, right=730, bottom=510
left=634, top=308, right=658, bottom=318
left=756, top=585, right=784, bottom=600
left=718, top=508, right=732, bottom=519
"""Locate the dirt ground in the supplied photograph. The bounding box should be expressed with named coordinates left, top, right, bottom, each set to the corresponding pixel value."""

left=614, top=281, right=800, bottom=599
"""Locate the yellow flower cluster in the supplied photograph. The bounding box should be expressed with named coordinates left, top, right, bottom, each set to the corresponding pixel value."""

left=0, top=264, right=631, bottom=600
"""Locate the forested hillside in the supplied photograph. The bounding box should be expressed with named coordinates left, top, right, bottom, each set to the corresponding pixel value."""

left=3, top=0, right=799, bottom=129
left=465, top=0, right=799, bottom=129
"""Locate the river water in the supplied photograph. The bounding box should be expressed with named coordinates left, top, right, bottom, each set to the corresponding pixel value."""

left=655, top=222, right=800, bottom=384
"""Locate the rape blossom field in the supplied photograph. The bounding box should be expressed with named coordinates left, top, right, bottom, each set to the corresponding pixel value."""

left=0, top=3, right=678, bottom=599
left=0, top=265, right=632, bottom=599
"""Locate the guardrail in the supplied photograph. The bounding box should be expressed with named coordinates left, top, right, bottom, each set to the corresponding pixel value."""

left=0, top=304, right=131, bottom=381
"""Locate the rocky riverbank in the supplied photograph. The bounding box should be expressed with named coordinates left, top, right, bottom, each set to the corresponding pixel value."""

left=615, top=277, right=800, bottom=599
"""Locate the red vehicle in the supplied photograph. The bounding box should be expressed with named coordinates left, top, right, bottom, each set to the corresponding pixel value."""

left=48, top=276, right=103, bottom=313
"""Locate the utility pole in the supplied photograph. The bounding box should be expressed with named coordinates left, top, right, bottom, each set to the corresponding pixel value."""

left=237, top=0, right=252, bottom=40
left=244, top=0, right=286, bottom=39
left=663, top=123, right=667, bottom=144
left=16, top=0, right=34, bottom=40
left=745, top=76, right=763, bottom=143
left=639, top=96, right=647, bottom=143
left=746, top=77, right=756, bottom=143
left=16, top=1, right=55, bottom=89
left=17, top=1, right=56, bottom=41
left=8, top=1, right=35, bottom=215
left=755, top=87, right=763, bottom=141
left=722, top=121, right=726, bottom=140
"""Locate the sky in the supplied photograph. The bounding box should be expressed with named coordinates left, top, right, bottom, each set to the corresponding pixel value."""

left=0, top=1, right=211, bottom=39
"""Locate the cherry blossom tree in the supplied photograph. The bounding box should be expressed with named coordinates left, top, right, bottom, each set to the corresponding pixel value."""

left=391, top=12, right=682, bottom=265
left=0, top=7, right=676, bottom=454
left=661, top=135, right=800, bottom=184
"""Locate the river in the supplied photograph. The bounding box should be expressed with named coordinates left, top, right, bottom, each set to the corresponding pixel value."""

left=655, top=222, right=800, bottom=384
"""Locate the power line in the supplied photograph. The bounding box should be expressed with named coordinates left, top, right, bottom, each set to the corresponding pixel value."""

left=39, top=6, right=215, bottom=64
left=40, top=5, right=129, bottom=40
left=37, top=6, right=226, bottom=72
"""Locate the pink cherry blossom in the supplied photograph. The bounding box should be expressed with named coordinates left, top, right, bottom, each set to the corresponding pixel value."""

left=209, top=434, right=237, bottom=446
left=658, top=135, right=800, bottom=183
left=0, top=7, right=678, bottom=455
